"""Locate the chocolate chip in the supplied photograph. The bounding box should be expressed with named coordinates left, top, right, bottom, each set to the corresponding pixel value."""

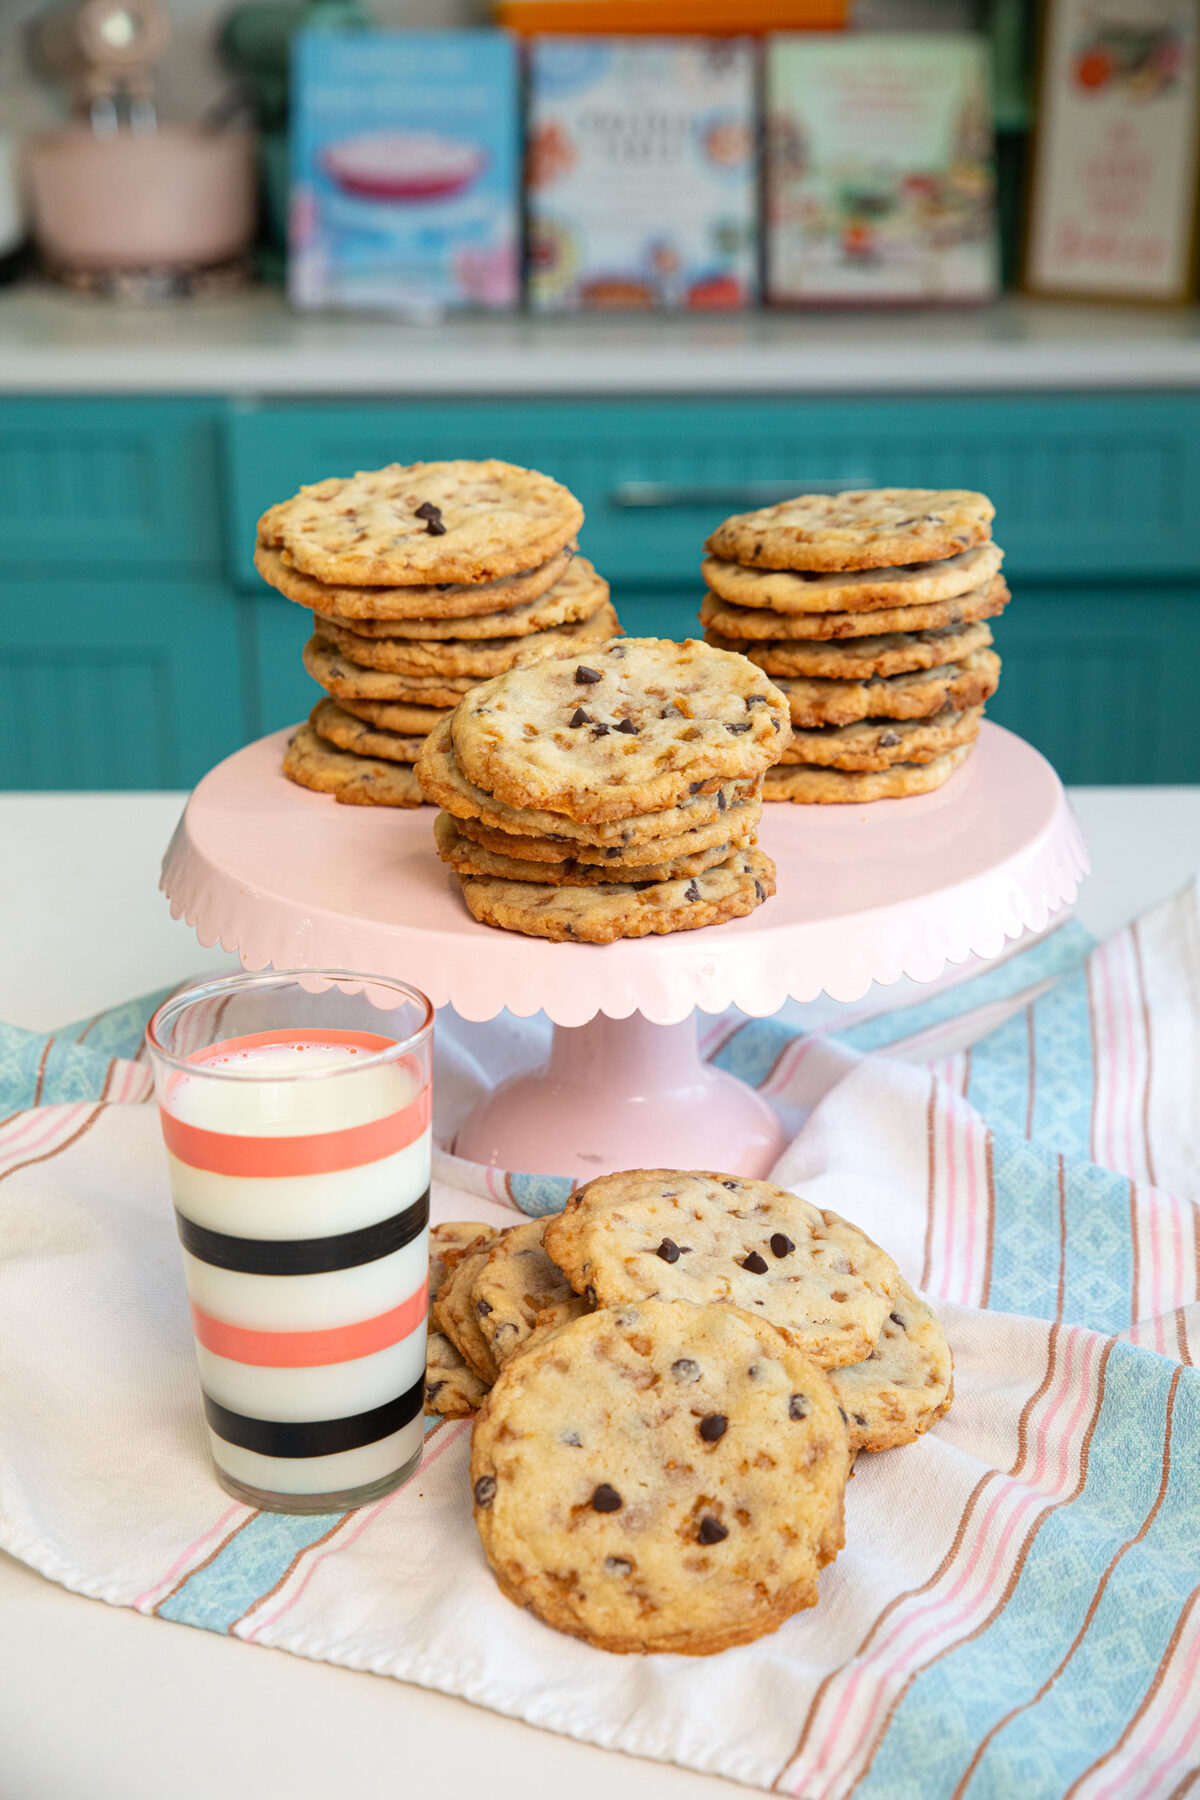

left=476, top=1298, right=492, bottom=1316
left=770, top=1232, right=795, bottom=1258
left=754, top=882, right=766, bottom=902
left=585, top=1285, right=597, bottom=1306
left=591, top=1483, right=622, bottom=1513
left=890, top=1311, right=906, bottom=1328
left=684, top=881, right=701, bottom=902
left=717, top=790, right=727, bottom=810
left=788, top=1395, right=807, bottom=1420
left=671, top=1357, right=700, bottom=1382
left=592, top=723, right=610, bottom=737
left=570, top=708, right=591, bottom=727
left=615, top=718, right=638, bottom=735
left=689, top=781, right=705, bottom=794
left=746, top=694, right=768, bottom=706
left=426, top=1380, right=445, bottom=1402
left=838, top=1406, right=848, bottom=1424
left=575, top=665, right=602, bottom=685
left=722, top=1180, right=739, bottom=1190
left=560, top=1430, right=582, bottom=1446
left=879, top=731, right=901, bottom=747
left=425, top=518, right=447, bottom=536
left=656, top=1237, right=681, bottom=1263
left=474, top=1475, right=497, bottom=1507
left=741, top=1251, right=768, bottom=1274
left=605, top=1556, right=632, bottom=1575
left=699, top=1413, right=727, bottom=1442
left=854, top=1412, right=868, bottom=1426
left=726, top=721, right=752, bottom=734
left=697, top=1516, right=728, bottom=1545
left=414, top=501, right=442, bottom=521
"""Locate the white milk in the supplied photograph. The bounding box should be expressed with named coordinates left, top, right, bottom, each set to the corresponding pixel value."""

left=160, top=1037, right=430, bottom=1501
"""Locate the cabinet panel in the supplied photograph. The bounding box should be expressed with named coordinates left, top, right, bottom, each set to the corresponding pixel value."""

left=226, top=393, right=1200, bottom=591
left=0, top=399, right=224, bottom=575
left=251, top=590, right=323, bottom=736
left=0, top=580, right=251, bottom=789
left=988, top=586, right=1200, bottom=784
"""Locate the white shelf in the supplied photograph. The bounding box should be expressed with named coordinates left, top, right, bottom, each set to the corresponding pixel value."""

left=5, top=285, right=1200, bottom=396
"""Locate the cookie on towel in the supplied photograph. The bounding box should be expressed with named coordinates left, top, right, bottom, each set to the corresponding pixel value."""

left=473, top=1216, right=589, bottom=1370
left=829, top=1277, right=953, bottom=1452
left=425, top=1222, right=498, bottom=1418
left=543, top=1170, right=900, bottom=1371
left=470, top=1300, right=850, bottom=1654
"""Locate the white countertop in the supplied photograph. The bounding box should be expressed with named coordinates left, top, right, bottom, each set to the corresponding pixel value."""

left=0, top=784, right=1198, bottom=1800
left=7, top=285, right=1200, bottom=396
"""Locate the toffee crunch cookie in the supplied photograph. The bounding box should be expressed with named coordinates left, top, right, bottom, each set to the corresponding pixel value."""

left=339, top=696, right=450, bottom=735
left=473, top=1216, right=588, bottom=1371
left=263, top=460, right=584, bottom=587
left=544, top=1170, right=900, bottom=1370
left=306, top=554, right=605, bottom=640
left=253, top=539, right=576, bottom=622
left=311, top=698, right=426, bottom=763
left=434, top=1236, right=503, bottom=1386
left=457, top=846, right=776, bottom=944
left=700, top=573, right=1010, bottom=643
left=701, top=542, right=1003, bottom=614
left=313, top=599, right=620, bottom=680
left=764, top=745, right=972, bottom=804
left=282, top=723, right=425, bottom=808
left=304, top=635, right=477, bottom=706
left=450, top=638, right=790, bottom=824
left=777, top=650, right=1001, bottom=728
left=434, top=812, right=744, bottom=887
left=417, top=714, right=760, bottom=849
left=452, top=795, right=761, bottom=867
left=705, top=488, right=994, bottom=573
left=728, top=620, right=995, bottom=683
left=470, top=1300, right=850, bottom=1654
left=778, top=704, right=983, bottom=771
left=829, top=1277, right=953, bottom=1453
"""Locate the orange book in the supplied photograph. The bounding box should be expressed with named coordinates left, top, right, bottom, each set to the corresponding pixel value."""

left=496, top=2, right=848, bottom=34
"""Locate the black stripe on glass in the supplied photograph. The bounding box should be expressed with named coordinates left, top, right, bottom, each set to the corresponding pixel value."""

left=203, top=1374, right=424, bottom=1459
left=176, top=1187, right=429, bottom=1276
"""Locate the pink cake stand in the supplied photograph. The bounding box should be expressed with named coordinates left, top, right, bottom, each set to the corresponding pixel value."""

left=161, top=721, right=1087, bottom=1181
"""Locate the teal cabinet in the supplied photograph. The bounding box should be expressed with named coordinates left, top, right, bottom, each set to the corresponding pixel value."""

left=0, top=577, right=252, bottom=789
left=2, top=389, right=1199, bottom=788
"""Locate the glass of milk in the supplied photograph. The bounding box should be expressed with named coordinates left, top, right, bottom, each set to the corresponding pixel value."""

left=146, top=971, right=433, bottom=1514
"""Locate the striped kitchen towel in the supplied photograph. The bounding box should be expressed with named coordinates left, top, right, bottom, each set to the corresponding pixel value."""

left=0, top=882, right=1197, bottom=1799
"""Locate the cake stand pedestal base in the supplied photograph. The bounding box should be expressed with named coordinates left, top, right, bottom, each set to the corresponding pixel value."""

left=453, top=1013, right=786, bottom=1181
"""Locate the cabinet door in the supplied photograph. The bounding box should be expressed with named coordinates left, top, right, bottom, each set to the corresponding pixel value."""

left=0, top=580, right=251, bottom=789
left=251, top=588, right=323, bottom=735
left=988, top=585, right=1200, bottom=784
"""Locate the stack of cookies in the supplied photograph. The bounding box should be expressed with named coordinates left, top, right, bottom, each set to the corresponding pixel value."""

left=700, top=487, right=1007, bottom=803
left=424, top=1169, right=953, bottom=1656
left=415, top=637, right=789, bottom=942
left=254, top=459, right=620, bottom=807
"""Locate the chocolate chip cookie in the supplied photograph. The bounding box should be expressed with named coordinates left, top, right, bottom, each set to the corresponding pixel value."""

left=306, top=554, right=605, bottom=640
left=777, top=704, right=983, bottom=771
left=304, top=635, right=478, bottom=707
left=452, top=794, right=761, bottom=866
left=544, top=1171, right=900, bottom=1370
left=706, top=488, right=994, bottom=573
left=262, top=460, right=584, bottom=587
left=254, top=538, right=577, bottom=621
left=731, top=621, right=995, bottom=682
left=470, top=1299, right=850, bottom=1654
left=456, top=846, right=776, bottom=944
left=473, top=1216, right=589, bottom=1371
left=435, top=811, right=747, bottom=887
left=450, top=639, right=790, bottom=824
left=312, top=599, right=619, bottom=679
left=417, top=714, right=760, bottom=849
left=776, top=651, right=1000, bottom=728
left=425, top=1222, right=497, bottom=1417
left=311, top=698, right=426, bottom=763
left=701, top=573, right=1010, bottom=643
left=282, top=723, right=426, bottom=807
left=829, top=1278, right=953, bottom=1452
left=764, top=745, right=972, bottom=803
left=434, top=1235, right=503, bottom=1386
left=701, top=541, right=1002, bottom=613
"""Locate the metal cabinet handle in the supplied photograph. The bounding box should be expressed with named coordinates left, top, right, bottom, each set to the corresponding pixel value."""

left=610, top=478, right=873, bottom=510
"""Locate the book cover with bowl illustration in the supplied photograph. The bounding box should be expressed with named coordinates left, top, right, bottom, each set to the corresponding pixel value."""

left=289, top=30, right=520, bottom=313
left=765, top=33, right=999, bottom=305
left=527, top=36, right=757, bottom=312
